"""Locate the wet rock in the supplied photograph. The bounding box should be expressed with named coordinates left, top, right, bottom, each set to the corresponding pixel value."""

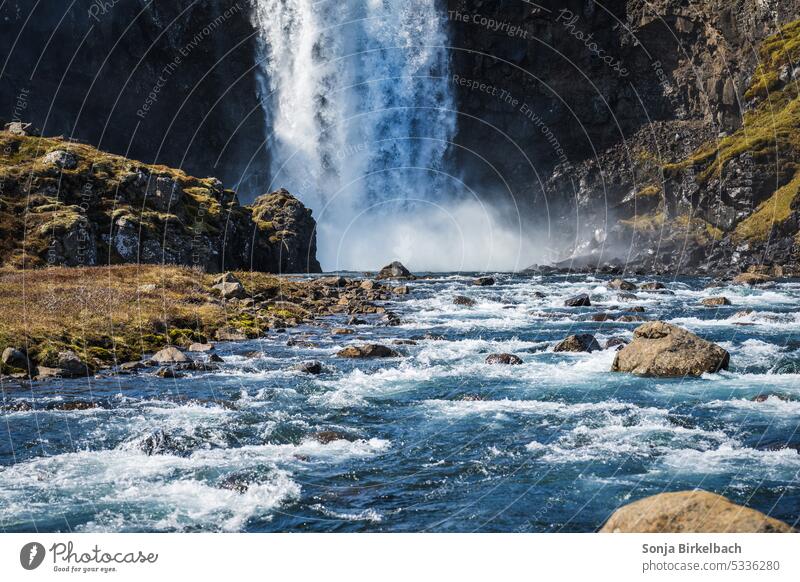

left=553, top=334, right=601, bottom=353
left=360, top=279, right=377, bottom=291
left=617, top=292, right=638, bottom=301
left=453, top=295, right=476, bottom=306
left=485, top=353, right=524, bottom=365
left=218, top=469, right=273, bottom=494
left=376, top=261, right=413, bottom=279
left=156, top=367, right=184, bottom=378
left=617, top=314, right=647, bottom=322
left=119, top=361, right=145, bottom=373
left=347, top=316, right=367, bottom=325
left=605, top=337, right=629, bottom=350
left=151, top=346, right=189, bottom=364
left=383, top=312, right=401, bottom=326
left=473, top=276, right=495, bottom=286
left=608, top=278, right=636, bottom=291
left=532, top=291, right=547, bottom=299
left=48, top=401, right=97, bottom=411
left=392, top=339, right=417, bottom=346
left=314, top=430, right=355, bottom=444
left=331, top=328, right=354, bottom=335
left=640, top=282, right=665, bottom=290
left=337, top=344, right=400, bottom=358
left=188, top=342, right=214, bottom=352
left=611, top=322, right=730, bottom=377
left=2, top=347, right=30, bottom=370
left=208, top=353, right=224, bottom=363
left=733, top=272, right=772, bottom=285
left=600, top=491, right=795, bottom=533
left=625, top=306, right=646, bottom=313
left=3, top=401, right=33, bottom=412
left=752, top=393, right=791, bottom=403
left=591, top=313, right=616, bottom=322
left=294, top=360, right=323, bottom=374
left=133, top=429, right=172, bottom=456
left=701, top=296, right=731, bottom=307
left=393, top=286, right=410, bottom=295
left=564, top=293, right=591, bottom=307
left=319, top=276, right=348, bottom=287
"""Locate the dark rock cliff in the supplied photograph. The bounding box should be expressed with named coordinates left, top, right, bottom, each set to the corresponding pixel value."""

left=0, top=0, right=269, bottom=197
left=447, top=0, right=800, bottom=274
left=0, top=128, right=321, bottom=273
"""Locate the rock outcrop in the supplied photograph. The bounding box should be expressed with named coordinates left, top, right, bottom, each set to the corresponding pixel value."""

left=0, top=131, right=321, bottom=273
left=600, top=490, right=795, bottom=533
left=376, top=261, right=413, bottom=280
left=611, top=322, right=730, bottom=376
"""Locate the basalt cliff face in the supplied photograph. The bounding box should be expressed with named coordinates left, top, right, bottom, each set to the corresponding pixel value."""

left=447, top=0, right=800, bottom=275
left=0, top=0, right=269, bottom=196
left=4, top=0, right=800, bottom=274
left=0, top=128, right=321, bottom=273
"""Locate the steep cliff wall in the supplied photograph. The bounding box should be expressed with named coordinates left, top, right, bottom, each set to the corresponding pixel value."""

left=447, top=0, right=800, bottom=273
left=0, top=0, right=269, bottom=197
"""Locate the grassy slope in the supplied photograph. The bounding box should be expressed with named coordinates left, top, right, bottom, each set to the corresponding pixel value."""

left=0, top=264, right=311, bottom=372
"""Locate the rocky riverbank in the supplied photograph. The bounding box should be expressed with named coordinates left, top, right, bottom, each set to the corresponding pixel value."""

left=0, top=264, right=409, bottom=380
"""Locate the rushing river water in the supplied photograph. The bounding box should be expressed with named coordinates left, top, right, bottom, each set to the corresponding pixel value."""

left=2, top=274, right=799, bottom=532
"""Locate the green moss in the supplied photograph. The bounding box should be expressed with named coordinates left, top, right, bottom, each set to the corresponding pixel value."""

left=734, top=172, right=800, bottom=241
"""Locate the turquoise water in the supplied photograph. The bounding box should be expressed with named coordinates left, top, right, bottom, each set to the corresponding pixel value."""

left=1, top=274, right=799, bottom=532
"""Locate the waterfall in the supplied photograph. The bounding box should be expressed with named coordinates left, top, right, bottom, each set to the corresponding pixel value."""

left=253, top=0, right=533, bottom=271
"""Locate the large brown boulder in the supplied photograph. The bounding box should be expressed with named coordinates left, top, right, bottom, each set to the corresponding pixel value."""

left=600, top=491, right=795, bottom=533
left=611, top=322, right=729, bottom=377
left=733, top=272, right=772, bottom=285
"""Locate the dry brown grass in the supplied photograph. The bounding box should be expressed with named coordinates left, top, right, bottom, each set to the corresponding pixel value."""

left=0, top=264, right=310, bottom=369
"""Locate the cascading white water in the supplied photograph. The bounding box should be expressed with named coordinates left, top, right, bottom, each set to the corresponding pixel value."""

left=253, top=0, right=534, bottom=271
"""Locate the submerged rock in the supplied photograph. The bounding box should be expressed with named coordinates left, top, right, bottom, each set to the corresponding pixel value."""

left=294, top=360, right=323, bottom=374
left=453, top=295, right=476, bottom=306
left=564, top=293, right=591, bottom=307
left=701, top=296, right=731, bottom=307
left=314, top=430, right=355, bottom=444
left=600, top=491, right=795, bottom=533
left=553, top=334, right=601, bottom=353
left=485, top=353, right=523, bottom=365
left=337, top=344, right=400, bottom=358
left=608, top=278, right=636, bottom=291
left=640, top=282, right=665, bottom=290
left=733, top=272, right=772, bottom=285
left=376, top=261, right=413, bottom=279
left=611, top=322, right=729, bottom=377
left=617, top=292, right=638, bottom=301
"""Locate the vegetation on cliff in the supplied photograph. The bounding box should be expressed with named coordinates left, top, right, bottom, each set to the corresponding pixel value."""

left=0, top=128, right=321, bottom=273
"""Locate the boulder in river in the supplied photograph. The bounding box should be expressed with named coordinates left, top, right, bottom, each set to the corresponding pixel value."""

left=564, top=293, right=591, bottom=307
left=485, top=353, right=523, bottom=365
left=608, top=278, right=636, bottom=291
left=733, top=272, right=772, bottom=285
left=611, top=321, right=729, bottom=377
left=337, top=344, right=400, bottom=358
left=617, top=292, right=638, bottom=301
left=294, top=360, right=323, bottom=374
left=701, top=296, right=731, bottom=307
left=453, top=295, right=476, bottom=306
left=473, top=276, right=495, bottom=286
left=640, top=282, right=665, bottom=290
left=188, top=343, right=214, bottom=352
left=376, top=261, right=413, bottom=279
left=600, top=490, right=795, bottom=533
left=56, top=350, right=91, bottom=377
left=553, top=334, right=601, bottom=353
left=151, top=346, right=190, bottom=364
